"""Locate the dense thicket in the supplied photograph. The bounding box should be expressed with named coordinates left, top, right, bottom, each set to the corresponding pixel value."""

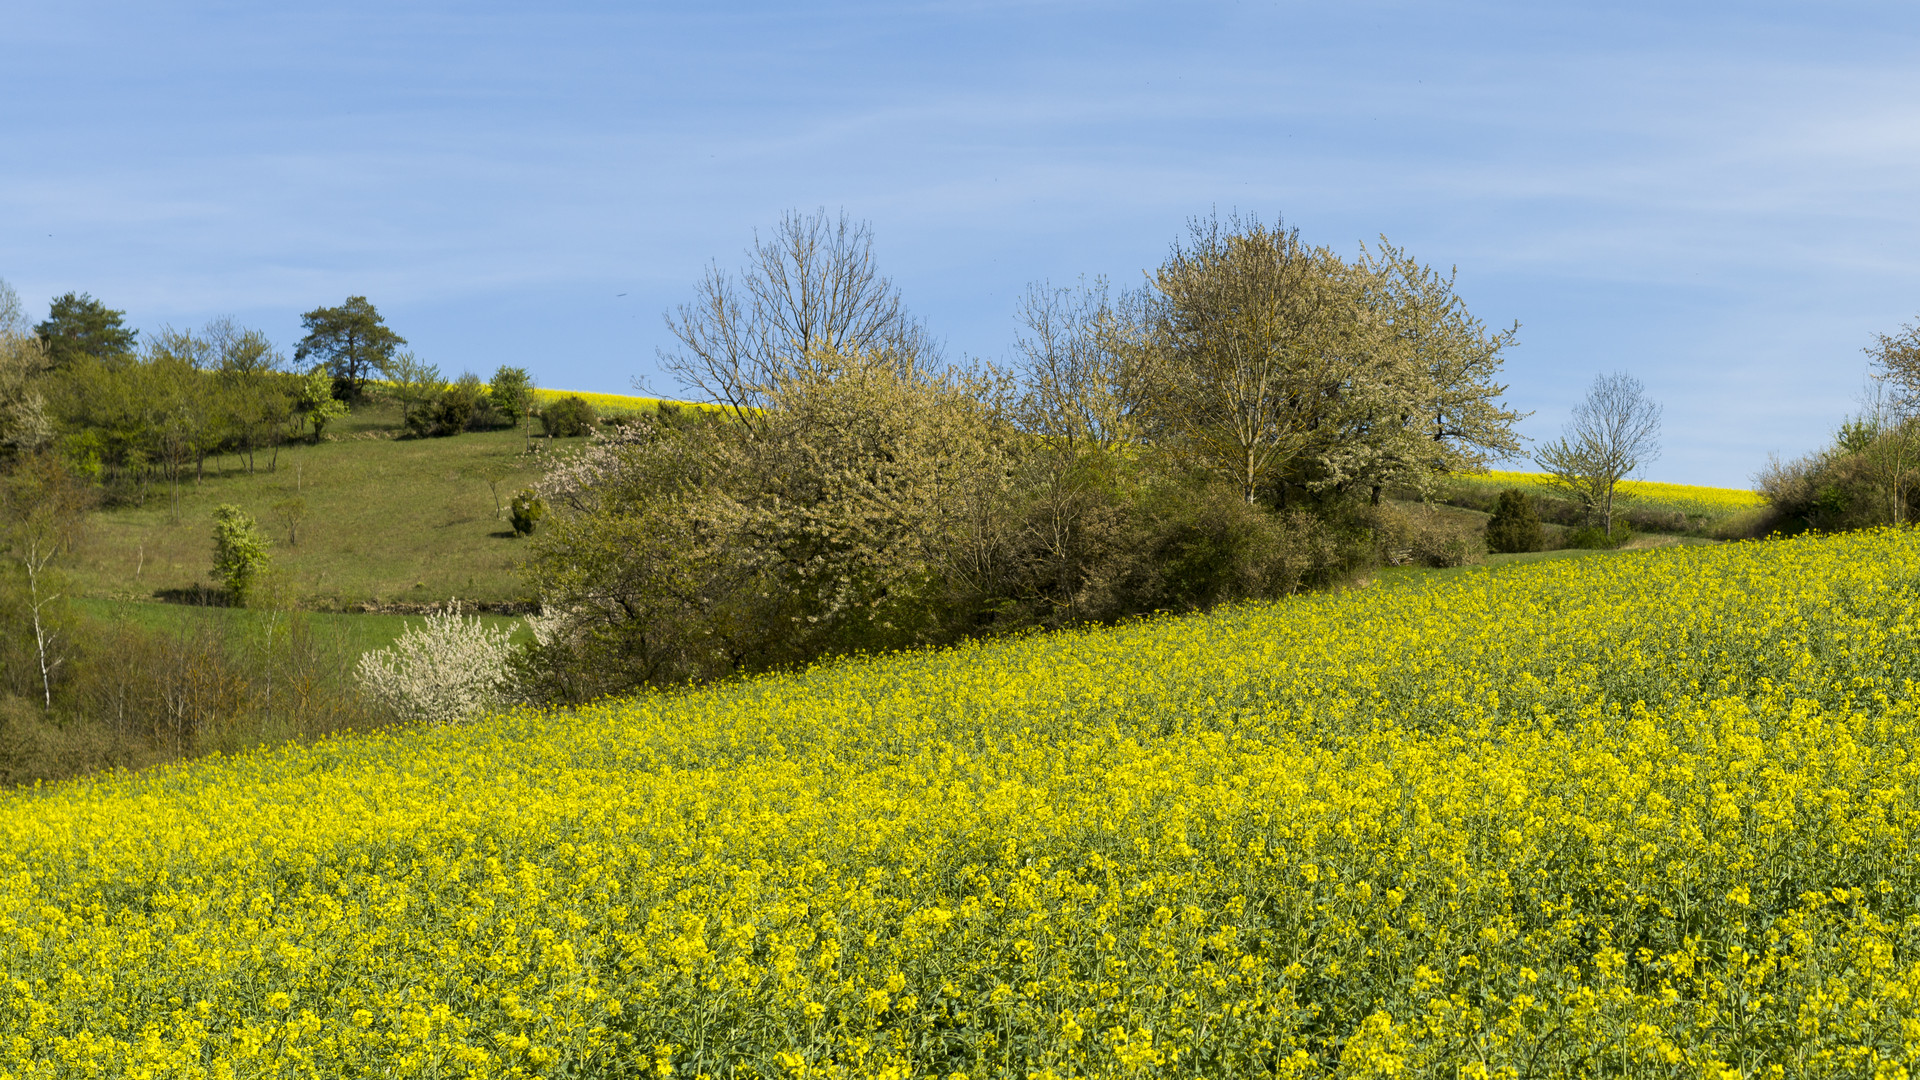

left=519, top=212, right=1523, bottom=700
left=1757, top=416, right=1920, bottom=533
left=1756, top=333, right=1920, bottom=535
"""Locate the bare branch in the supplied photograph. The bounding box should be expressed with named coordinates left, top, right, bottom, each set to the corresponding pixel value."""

left=659, top=208, right=936, bottom=434
left=1535, top=371, right=1661, bottom=532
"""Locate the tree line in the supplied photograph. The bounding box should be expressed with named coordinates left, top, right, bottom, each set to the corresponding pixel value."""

left=0, top=210, right=1709, bottom=759
left=0, top=285, right=541, bottom=509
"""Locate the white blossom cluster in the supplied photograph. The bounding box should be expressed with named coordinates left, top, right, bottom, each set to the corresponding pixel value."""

left=356, top=603, right=519, bottom=726
left=533, top=417, right=656, bottom=515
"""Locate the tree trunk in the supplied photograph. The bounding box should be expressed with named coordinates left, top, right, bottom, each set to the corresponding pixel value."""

left=24, top=543, right=57, bottom=708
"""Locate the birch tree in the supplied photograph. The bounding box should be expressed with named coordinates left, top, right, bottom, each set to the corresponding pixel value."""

left=1, top=454, right=90, bottom=707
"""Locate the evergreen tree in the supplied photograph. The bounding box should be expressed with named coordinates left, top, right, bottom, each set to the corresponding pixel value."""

left=35, top=292, right=137, bottom=369
left=293, top=296, right=405, bottom=399
left=1484, top=488, right=1545, bottom=553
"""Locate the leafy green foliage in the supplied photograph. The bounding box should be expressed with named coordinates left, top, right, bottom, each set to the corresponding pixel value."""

left=538, top=394, right=597, bottom=437
left=44, top=336, right=308, bottom=503
left=487, top=366, right=533, bottom=427
left=508, top=491, right=544, bottom=536
left=210, top=504, right=270, bottom=606
left=296, top=368, right=347, bottom=440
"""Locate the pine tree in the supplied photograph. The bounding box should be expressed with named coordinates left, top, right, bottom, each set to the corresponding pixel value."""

left=35, top=292, right=137, bottom=369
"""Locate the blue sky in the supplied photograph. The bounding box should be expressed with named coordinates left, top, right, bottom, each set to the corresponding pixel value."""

left=4, top=1, right=1918, bottom=486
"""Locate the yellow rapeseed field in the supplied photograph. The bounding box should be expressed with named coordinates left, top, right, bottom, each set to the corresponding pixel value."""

left=530, top=388, right=718, bottom=417
left=7, top=531, right=1920, bottom=1077
left=1453, top=470, right=1766, bottom=519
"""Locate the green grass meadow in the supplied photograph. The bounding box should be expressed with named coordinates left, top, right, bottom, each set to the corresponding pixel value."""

left=70, top=404, right=576, bottom=610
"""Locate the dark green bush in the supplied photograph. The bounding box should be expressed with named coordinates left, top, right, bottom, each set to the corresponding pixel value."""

left=1484, top=489, right=1545, bottom=553
left=539, top=395, right=598, bottom=438
left=1564, top=523, right=1632, bottom=549
left=509, top=490, right=546, bottom=536
left=435, top=372, right=485, bottom=434
left=404, top=372, right=485, bottom=438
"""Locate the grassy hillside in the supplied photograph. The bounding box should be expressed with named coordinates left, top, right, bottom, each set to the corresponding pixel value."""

left=71, top=404, right=563, bottom=608
left=6, top=529, right=1919, bottom=1075
left=69, top=391, right=701, bottom=610
left=69, top=597, right=529, bottom=655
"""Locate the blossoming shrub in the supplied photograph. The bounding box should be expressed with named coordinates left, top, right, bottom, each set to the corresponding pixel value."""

left=355, top=604, right=519, bottom=725
left=9, top=531, right=1920, bottom=1075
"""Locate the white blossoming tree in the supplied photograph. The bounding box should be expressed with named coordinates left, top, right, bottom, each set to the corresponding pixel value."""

left=356, top=603, right=519, bottom=725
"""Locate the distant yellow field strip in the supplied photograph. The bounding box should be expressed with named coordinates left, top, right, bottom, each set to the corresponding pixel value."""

left=1458, top=468, right=1767, bottom=513
left=527, top=387, right=716, bottom=414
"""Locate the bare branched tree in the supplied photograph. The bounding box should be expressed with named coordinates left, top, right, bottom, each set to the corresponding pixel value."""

left=1868, top=318, right=1920, bottom=408
left=1536, top=372, right=1662, bottom=534
left=1853, top=381, right=1920, bottom=526
left=659, top=208, right=936, bottom=433
left=2, top=454, right=91, bottom=707
left=1009, top=278, right=1137, bottom=453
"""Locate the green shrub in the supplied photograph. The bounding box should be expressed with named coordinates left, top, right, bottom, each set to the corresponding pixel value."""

left=210, top=504, right=270, bottom=606
left=433, top=372, right=484, bottom=435
left=1484, top=488, right=1545, bottom=553
left=488, top=367, right=533, bottom=428
left=401, top=402, right=435, bottom=439
left=1563, top=523, right=1632, bottom=549
left=539, top=395, right=598, bottom=438
left=509, top=491, right=546, bottom=536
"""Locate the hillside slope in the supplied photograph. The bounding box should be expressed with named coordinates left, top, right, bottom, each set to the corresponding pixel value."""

left=71, top=405, right=563, bottom=608
left=5, top=532, right=1920, bottom=1074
